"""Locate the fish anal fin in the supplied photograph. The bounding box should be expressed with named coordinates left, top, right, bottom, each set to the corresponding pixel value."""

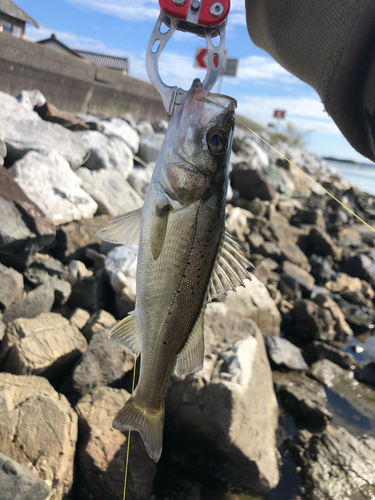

left=175, top=312, right=204, bottom=375
left=95, top=208, right=142, bottom=245
left=109, top=313, right=140, bottom=356
left=151, top=204, right=170, bottom=260
left=113, top=395, right=164, bottom=463
left=207, top=228, right=253, bottom=302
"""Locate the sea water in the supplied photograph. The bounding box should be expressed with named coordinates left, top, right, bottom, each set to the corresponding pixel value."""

left=328, top=159, right=375, bottom=195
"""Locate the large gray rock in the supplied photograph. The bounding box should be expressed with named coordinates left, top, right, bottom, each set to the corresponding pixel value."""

left=279, top=261, right=315, bottom=298
left=76, top=387, right=156, bottom=500
left=9, top=150, right=98, bottom=225
left=355, top=361, right=375, bottom=385
left=0, top=452, right=51, bottom=500
left=264, top=336, right=308, bottom=371
left=138, top=133, right=165, bottom=163
left=127, top=164, right=154, bottom=199
left=309, top=359, right=354, bottom=388
left=307, top=227, right=341, bottom=259
left=0, top=264, right=24, bottom=311
left=76, top=167, right=143, bottom=216
left=313, top=293, right=353, bottom=341
left=98, top=117, right=140, bottom=153
left=82, top=309, right=117, bottom=341
left=16, top=89, right=46, bottom=111
left=293, top=299, right=336, bottom=342
left=0, top=91, right=90, bottom=168
left=0, top=313, right=87, bottom=383
left=167, top=327, right=279, bottom=493
left=0, top=373, right=78, bottom=500
left=304, top=341, right=356, bottom=370
left=231, top=163, right=276, bottom=201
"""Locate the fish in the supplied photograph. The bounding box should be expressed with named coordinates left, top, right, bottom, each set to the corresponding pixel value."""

left=96, top=79, right=253, bottom=463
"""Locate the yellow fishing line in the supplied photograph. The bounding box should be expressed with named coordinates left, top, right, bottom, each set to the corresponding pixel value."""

left=123, top=355, right=137, bottom=500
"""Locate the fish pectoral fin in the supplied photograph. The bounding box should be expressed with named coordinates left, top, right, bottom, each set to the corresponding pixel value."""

left=207, top=228, right=254, bottom=302
left=150, top=203, right=170, bottom=260
left=95, top=208, right=142, bottom=245
left=108, top=313, right=140, bottom=356
left=175, top=312, right=204, bottom=375
left=113, top=395, right=164, bottom=463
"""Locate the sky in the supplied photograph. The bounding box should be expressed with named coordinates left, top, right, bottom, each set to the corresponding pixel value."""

left=16, top=0, right=372, bottom=164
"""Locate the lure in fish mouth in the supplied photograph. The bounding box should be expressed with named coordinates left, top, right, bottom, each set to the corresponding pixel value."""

left=97, top=80, right=253, bottom=463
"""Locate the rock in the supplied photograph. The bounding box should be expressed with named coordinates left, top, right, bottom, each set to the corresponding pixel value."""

left=76, top=167, right=143, bottom=216
left=10, top=150, right=98, bottom=225
left=52, top=214, right=112, bottom=262
left=0, top=313, right=87, bottom=383
left=307, top=227, right=341, bottom=259
left=69, top=308, right=90, bottom=331
left=138, top=133, right=165, bottom=163
left=0, top=452, right=51, bottom=500
left=60, top=328, right=133, bottom=402
left=337, top=226, right=363, bottom=247
left=104, top=244, right=137, bottom=297
left=68, top=271, right=111, bottom=314
left=286, top=427, right=375, bottom=500
left=292, top=207, right=326, bottom=228
left=127, top=164, right=153, bottom=199
left=0, top=136, right=7, bottom=161
left=82, top=309, right=117, bottom=341
left=263, top=163, right=295, bottom=197
left=0, top=264, right=24, bottom=311
left=231, top=163, right=276, bottom=201
left=135, top=118, right=154, bottom=136
left=341, top=253, right=375, bottom=282
left=309, top=359, right=354, bottom=387
left=0, top=373, right=78, bottom=500
left=67, top=259, right=93, bottom=285
left=258, top=241, right=282, bottom=261
left=75, top=387, right=156, bottom=500
left=278, top=242, right=311, bottom=271
left=309, top=254, right=335, bottom=285
left=326, top=273, right=374, bottom=298
left=85, top=248, right=106, bottom=269
left=167, top=329, right=279, bottom=492
left=15, top=89, right=46, bottom=110
left=98, top=117, right=140, bottom=153
left=279, top=261, right=315, bottom=298
left=2, top=280, right=55, bottom=325
left=264, top=336, right=308, bottom=371
left=225, top=205, right=251, bottom=242
left=53, top=279, right=72, bottom=307
left=0, top=91, right=90, bottom=168
left=340, top=302, right=375, bottom=334
left=273, top=371, right=332, bottom=425
left=0, top=317, right=5, bottom=341
left=0, top=166, right=55, bottom=269
left=293, top=299, right=336, bottom=341
left=269, top=221, right=307, bottom=245
left=24, top=255, right=68, bottom=286
left=313, top=293, right=353, bottom=341
left=304, top=341, right=356, bottom=370
left=355, top=361, right=375, bottom=385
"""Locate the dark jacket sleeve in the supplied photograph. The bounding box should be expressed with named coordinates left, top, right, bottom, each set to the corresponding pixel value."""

left=245, top=0, right=375, bottom=162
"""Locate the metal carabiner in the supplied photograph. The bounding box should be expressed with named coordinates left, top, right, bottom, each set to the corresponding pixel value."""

left=146, top=10, right=226, bottom=117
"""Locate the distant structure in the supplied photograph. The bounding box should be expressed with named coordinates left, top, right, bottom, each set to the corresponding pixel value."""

left=0, top=0, right=39, bottom=38
left=37, top=34, right=130, bottom=74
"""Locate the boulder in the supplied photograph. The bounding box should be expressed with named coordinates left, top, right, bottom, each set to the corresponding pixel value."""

left=82, top=309, right=117, bottom=341
left=293, top=299, right=336, bottom=342
left=355, top=361, right=375, bottom=385
left=278, top=242, right=311, bottom=271
left=24, top=255, right=68, bottom=286
left=76, top=167, right=143, bottom=216
left=309, top=359, right=354, bottom=388
left=286, top=427, right=375, bottom=500
left=279, top=261, right=315, bottom=298
left=68, top=270, right=112, bottom=314
left=0, top=373, right=78, bottom=500
left=75, top=387, right=156, bottom=500
left=69, top=308, right=90, bottom=331
left=167, top=328, right=279, bottom=492
left=9, top=150, right=98, bottom=225
left=0, top=451, right=51, bottom=500
left=127, top=164, right=153, bottom=199
left=138, top=133, right=165, bottom=163
left=313, top=293, right=353, bottom=341
left=307, top=227, right=341, bottom=259
left=0, top=166, right=55, bottom=269
left=0, top=136, right=7, bottom=162
left=340, top=302, right=375, bottom=334
left=0, top=264, right=24, bottom=311
left=0, top=316, right=5, bottom=341
left=341, top=253, right=375, bottom=282
left=225, top=205, right=251, bottom=243
left=15, top=89, right=46, bottom=110
left=53, top=279, right=72, bottom=307
left=231, top=163, right=276, bottom=201
left=263, top=163, right=295, bottom=196
left=104, top=244, right=137, bottom=298
left=135, top=118, right=154, bottom=135
left=0, top=313, right=87, bottom=383
left=264, top=336, right=308, bottom=371
left=0, top=91, right=90, bottom=168
left=1, top=280, right=55, bottom=325
left=67, top=259, right=93, bottom=285
left=308, top=254, right=335, bottom=285
left=98, top=117, right=140, bottom=153
left=273, top=371, right=332, bottom=425
left=304, top=341, right=356, bottom=370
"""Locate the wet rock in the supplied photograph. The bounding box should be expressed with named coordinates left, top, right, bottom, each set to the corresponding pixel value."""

left=0, top=264, right=24, bottom=311
left=279, top=261, right=315, bottom=298
left=355, top=361, right=375, bottom=385
left=309, top=254, right=335, bottom=285
left=264, top=336, right=308, bottom=371
left=0, top=452, right=51, bottom=500
left=98, top=117, right=140, bottom=153
left=138, top=133, right=165, bottom=163
left=307, top=227, right=341, bottom=259
left=82, top=309, right=117, bottom=341
left=76, top=387, right=156, bottom=500
left=293, top=299, right=335, bottom=342
left=0, top=373, right=78, bottom=500
left=0, top=166, right=55, bottom=269
left=309, top=359, right=354, bottom=387
left=2, top=280, right=55, bottom=325
left=167, top=328, right=279, bottom=492
left=60, top=328, right=133, bottom=402
left=341, top=253, right=375, bottom=282
left=231, top=163, right=277, bottom=201
left=313, top=294, right=353, bottom=341
left=0, top=313, right=87, bottom=383
left=69, top=308, right=90, bottom=331
left=9, top=150, right=98, bottom=225
left=286, top=426, right=375, bottom=500
left=76, top=167, right=143, bottom=216
left=304, top=341, right=356, bottom=370
left=273, top=371, right=332, bottom=425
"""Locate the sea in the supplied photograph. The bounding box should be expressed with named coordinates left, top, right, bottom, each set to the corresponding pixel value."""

left=327, top=159, right=375, bottom=195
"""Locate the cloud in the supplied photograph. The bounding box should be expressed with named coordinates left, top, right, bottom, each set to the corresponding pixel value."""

left=237, top=56, right=300, bottom=84
left=66, top=0, right=160, bottom=22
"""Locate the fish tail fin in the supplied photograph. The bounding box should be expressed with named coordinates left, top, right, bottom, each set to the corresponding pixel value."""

left=113, top=395, right=164, bottom=463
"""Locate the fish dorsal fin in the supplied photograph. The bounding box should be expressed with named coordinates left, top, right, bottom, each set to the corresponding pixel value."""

left=95, top=208, right=142, bottom=245
left=175, top=312, right=204, bottom=375
left=207, top=228, right=254, bottom=302
left=108, top=312, right=140, bottom=356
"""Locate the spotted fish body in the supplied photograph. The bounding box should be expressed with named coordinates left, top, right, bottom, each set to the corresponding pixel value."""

left=97, top=80, right=252, bottom=462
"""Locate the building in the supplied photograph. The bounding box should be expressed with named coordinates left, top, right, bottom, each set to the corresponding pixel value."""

left=37, top=34, right=130, bottom=74
left=0, top=0, right=39, bottom=38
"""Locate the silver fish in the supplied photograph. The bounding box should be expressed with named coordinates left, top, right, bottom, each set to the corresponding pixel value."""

left=97, top=79, right=252, bottom=462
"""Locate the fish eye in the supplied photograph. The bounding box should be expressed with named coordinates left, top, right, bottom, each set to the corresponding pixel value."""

left=207, top=129, right=227, bottom=154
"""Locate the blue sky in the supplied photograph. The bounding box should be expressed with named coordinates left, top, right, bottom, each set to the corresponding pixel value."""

left=18, top=0, right=371, bottom=163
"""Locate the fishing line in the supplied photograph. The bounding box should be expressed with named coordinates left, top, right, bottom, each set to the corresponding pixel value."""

left=123, top=355, right=137, bottom=500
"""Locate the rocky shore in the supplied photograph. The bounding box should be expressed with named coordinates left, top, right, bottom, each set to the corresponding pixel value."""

left=0, top=89, right=375, bottom=500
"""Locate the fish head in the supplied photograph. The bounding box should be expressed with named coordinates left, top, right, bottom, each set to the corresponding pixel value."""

left=159, top=79, right=237, bottom=205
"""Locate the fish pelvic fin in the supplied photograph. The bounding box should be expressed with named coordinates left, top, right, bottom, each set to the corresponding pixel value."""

left=109, top=312, right=140, bottom=356
left=113, top=395, right=164, bottom=463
